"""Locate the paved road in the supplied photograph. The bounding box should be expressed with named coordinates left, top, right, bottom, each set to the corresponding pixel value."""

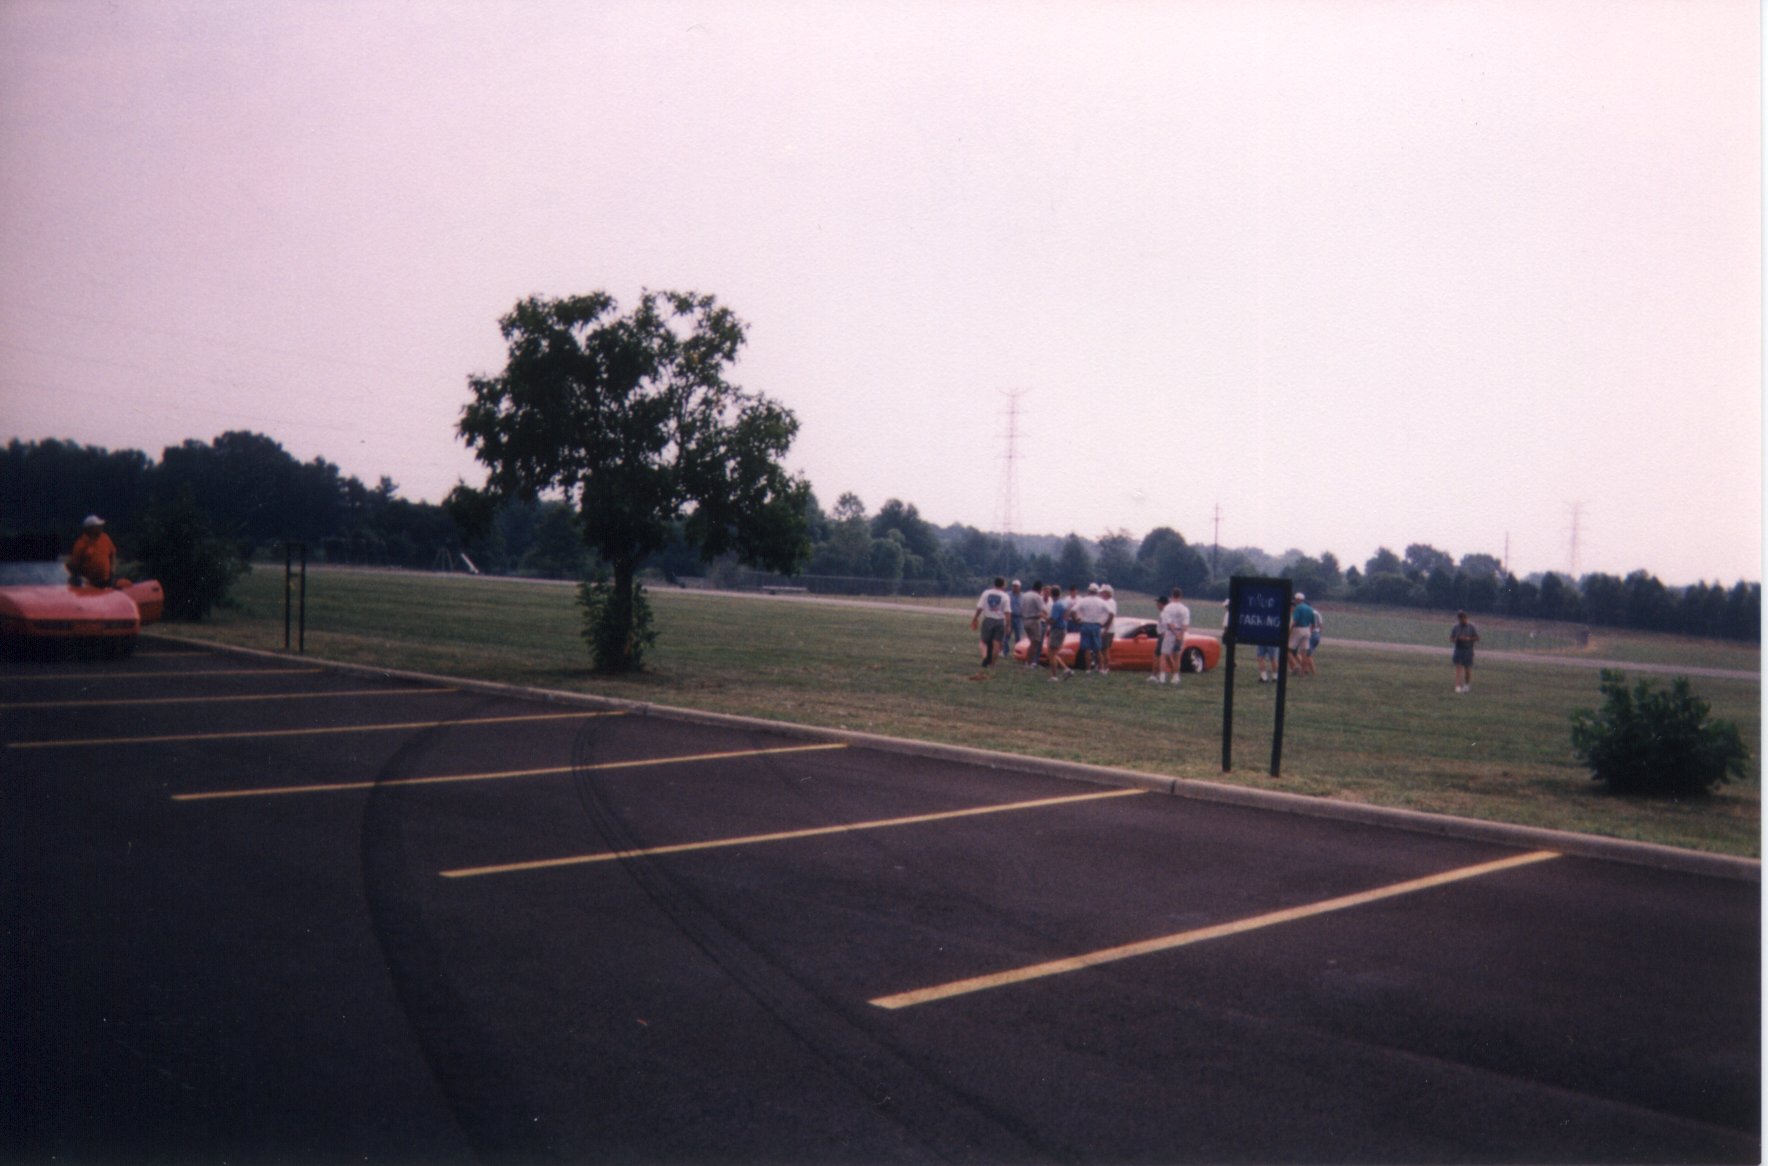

left=1, top=639, right=1758, bottom=1163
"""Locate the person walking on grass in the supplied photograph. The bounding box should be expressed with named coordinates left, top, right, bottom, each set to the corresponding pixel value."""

left=1451, top=609, right=1480, bottom=693
left=972, top=576, right=1011, bottom=668
left=1289, top=592, right=1319, bottom=677
left=1020, top=579, right=1047, bottom=669
left=1045, top=585, right=1075, bottom=680
left=1009, top=580, right=1024, bottom=649
left=1153, top=587, right=1190, bottom=686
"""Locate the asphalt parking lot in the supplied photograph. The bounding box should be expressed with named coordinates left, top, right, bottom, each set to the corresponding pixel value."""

left=1, top=638, right=1759, bottom=1164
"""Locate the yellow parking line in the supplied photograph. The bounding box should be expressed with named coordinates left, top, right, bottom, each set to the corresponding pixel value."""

left=7, top=710, right=624, bottom=750
left=173, top=742, right=851, bottom=801
left=1, top=667, right=328, bottom=683
left=442, top=788, right=1146, bottom=879
left=868, top=849, right=1563, bottom=1010
left=3, top=686, right=452, bottom=710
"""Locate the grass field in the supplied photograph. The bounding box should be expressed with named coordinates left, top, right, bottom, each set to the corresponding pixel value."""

left=185, top=566, right=1762, bottom=858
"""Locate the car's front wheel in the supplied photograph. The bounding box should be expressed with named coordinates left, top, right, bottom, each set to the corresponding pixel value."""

left=1182, top=647, right=1205, bottom=673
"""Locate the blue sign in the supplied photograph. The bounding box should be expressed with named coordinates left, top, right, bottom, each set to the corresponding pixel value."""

left=1228, top=577, right=1292, bottom=648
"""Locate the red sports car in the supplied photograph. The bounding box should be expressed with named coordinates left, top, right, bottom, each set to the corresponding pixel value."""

left=1015, top=617, right=1221, bottom=673
left=0, top=559, right=165, bottom=657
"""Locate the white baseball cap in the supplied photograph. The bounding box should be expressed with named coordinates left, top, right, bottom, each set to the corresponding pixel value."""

left=82, top=514, right=105, bottom=528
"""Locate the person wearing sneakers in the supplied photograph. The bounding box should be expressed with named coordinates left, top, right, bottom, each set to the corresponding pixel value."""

left=1451, top=610, right=1480, bottom=693
left=1097, top=584, right=1119, bottom=673
left=1045, top=585, right=1075, bottom=680
left=1154, top=586, right=1190, bottom=685
left=1249, top=595, right=1279, bottom=683
left=1289, top=592, right=1319, bottom=677
left=971, top=576, right=1012, bottom=668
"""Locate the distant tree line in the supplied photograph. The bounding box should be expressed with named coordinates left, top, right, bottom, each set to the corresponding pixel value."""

left=4, top=435, right=1758, bottom=642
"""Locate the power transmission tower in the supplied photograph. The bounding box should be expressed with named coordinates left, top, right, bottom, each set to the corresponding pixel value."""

left=1566, top=502, right=1585, bottom=580
left=996, top=388, right=1029, bottom=567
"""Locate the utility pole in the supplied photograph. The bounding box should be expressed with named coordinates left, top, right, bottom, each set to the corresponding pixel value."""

left=996, top=388, right=1029, bottom=571
left=1567, top=502, right=1585, bottom=580
left=1211, top=503, right=1223, bottom=577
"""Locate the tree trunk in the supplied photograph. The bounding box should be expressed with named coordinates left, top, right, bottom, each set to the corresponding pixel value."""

left=609, top=557, right=637, bottom=672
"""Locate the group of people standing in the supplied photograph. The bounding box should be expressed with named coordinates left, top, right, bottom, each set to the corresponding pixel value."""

left=974, top=574, right=1485, bottom=696
left=971, top=577, right=1195, bottom=686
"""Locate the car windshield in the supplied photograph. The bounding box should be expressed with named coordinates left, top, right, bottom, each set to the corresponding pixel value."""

left=0, top=561, right=69, bottom=586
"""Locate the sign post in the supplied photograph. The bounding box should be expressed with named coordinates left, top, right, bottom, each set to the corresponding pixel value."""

left=1222, top=576, right=1293, bottom=776
left=284, top=542, right=307, bottom=654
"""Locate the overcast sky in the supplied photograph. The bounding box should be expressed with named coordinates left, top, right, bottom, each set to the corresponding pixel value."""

left=2, top=0, right=1760, bottom=585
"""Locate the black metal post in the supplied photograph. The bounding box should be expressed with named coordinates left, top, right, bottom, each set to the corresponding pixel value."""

left=1221, top=632, right=1236, bottom=772
left=283, top=543, right=293, bottom=651
left=1270, top=601, right=1294, bottom=777
left=297, top=543, right=307, bottom=653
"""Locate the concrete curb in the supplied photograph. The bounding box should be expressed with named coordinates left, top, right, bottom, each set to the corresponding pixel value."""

left=152, top=633, right=1761, bottom=883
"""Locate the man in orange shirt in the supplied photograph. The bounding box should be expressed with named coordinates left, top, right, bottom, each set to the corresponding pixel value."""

left=66, top=515, right=118, bottom=587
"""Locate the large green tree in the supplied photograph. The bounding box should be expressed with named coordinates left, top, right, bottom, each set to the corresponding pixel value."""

left=456, top=290, right=811, bottom=671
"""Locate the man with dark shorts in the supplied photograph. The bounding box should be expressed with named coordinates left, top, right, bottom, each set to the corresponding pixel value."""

left=1451, top=610, right=1480, bottom=693
left=972, top=576, right=1011, bottom=668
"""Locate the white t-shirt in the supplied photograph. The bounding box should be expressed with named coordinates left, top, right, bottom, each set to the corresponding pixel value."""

left=1102, top=597, right=1118, bottom=628
left=975, top=587, right=1011, bottom=622
left=1073, top=594, right=1111, bottom=624
left=1159, top=602, right=1192, bottom=640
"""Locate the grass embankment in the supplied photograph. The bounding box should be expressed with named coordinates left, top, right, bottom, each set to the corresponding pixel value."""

left=188, top=567, right=1762, bottom=858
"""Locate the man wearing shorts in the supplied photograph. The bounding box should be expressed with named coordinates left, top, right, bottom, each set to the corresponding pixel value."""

left=1045, top=585, right=1074, bottom=680
left=1019, top=579, right=1046, bottom=668
left=1451, top=610, right=1480, bottom=693
left=972, top=576, right=1011, bottom=668
left=1289, top=592, right=1319, bottom=677
left=1155, top=587, right=1190, bottom=685
left=1071, top=584, right=1112, bottom=673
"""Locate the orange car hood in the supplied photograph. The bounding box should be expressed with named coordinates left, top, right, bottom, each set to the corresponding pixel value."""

left=0, top=583, right=143, bottom=622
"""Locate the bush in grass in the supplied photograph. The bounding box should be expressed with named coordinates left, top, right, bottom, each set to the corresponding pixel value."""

left=135, top=486, right=249, bottom=621
left=578, top=576, right=657, bottom=673
left=1570, top=669, right=1748, bottom=797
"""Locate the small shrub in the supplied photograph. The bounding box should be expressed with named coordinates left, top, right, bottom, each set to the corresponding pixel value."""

left=135, top=487, right=249, bottom=621
left=577, top=576, right=657, bottom=673
left=1570, top=669, right=1748, bottom=797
